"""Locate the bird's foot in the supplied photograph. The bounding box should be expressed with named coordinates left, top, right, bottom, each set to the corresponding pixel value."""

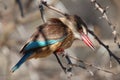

left=55, top=48, right=64, bottom=55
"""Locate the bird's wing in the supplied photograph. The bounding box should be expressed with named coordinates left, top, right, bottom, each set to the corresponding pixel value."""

left=20, top=18, right=69, bottom=54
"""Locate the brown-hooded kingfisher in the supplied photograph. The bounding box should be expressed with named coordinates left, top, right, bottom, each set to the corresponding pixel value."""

left=11, top=14, right=95, bottom=73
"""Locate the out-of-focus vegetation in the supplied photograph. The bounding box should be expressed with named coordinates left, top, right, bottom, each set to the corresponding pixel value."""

left=0, top=0, right=120, bottom=80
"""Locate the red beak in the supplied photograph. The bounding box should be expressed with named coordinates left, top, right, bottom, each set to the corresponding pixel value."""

left=80, top=32, right=95, bottom=50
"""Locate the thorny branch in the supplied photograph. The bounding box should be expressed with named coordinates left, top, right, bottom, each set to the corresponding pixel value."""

left=90, top=0, right=120, bottom=48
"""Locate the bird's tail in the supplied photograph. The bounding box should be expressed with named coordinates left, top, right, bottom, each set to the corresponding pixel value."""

left=10, top=51, right=33, bottom=73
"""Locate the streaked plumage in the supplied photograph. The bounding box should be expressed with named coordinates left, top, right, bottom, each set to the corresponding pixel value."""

left=11, top=15, right=94, bottom=72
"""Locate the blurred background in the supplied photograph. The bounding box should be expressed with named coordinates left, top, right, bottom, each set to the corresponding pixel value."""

left=0, top=0, right=120, bottom=80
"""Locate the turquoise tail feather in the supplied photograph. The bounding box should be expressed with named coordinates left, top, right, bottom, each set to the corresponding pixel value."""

left=11, top=51, right=33, bottom=73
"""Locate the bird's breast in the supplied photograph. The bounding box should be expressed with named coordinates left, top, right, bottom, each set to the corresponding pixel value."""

left=59, top=31, right=74, bottom=49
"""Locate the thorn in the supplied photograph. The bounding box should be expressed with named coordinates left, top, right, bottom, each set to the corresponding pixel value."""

left=90, top=0, right=96, bottom=2
left=66, top=72, right=72, bottom=79
left=118, top=43, right=120, bottom=48
left=112, top=30, right=117, bottom=36
left=94, top=7, right=98, bottom=10
left=88, top=70, right=94, bottom=76
left=99, top=16, right=103, bottom=19
left=109, top=60, right=112, bottom=68
left=106, top=6, right=109, bottom=10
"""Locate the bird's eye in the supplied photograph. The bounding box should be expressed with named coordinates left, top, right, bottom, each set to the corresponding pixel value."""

left=78, top=29, right=83, bottom=33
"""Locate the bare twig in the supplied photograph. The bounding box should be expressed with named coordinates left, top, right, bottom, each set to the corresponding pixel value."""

left=39, top=4, right=46, bottom=23
left=0, top=1, right=7, bottom=9
left=88, top=29, right=120, bottom=64
left=90, top=0, right=120, bottom=48
left=54, top=52, right=73, bottom=79
left=54, top=53, right=67, bottom=73
left=16, top=0, right=24, bottom=17
left=62, top=53, right=116, bottom=75
left=41, top=0, right=68, bottom=17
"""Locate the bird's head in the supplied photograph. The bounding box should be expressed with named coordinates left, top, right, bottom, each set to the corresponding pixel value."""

left=60, top=15, right=95, bottom=50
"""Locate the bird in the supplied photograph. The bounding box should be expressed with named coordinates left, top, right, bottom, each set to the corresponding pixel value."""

left=11, top=14, right=95, bottom=73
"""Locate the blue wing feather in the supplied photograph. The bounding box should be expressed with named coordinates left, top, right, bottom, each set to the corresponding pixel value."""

left=25, top=36, right=66, bottom=51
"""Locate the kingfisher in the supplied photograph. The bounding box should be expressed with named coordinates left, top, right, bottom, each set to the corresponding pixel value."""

left=11, top=14, right=95, bottom=73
